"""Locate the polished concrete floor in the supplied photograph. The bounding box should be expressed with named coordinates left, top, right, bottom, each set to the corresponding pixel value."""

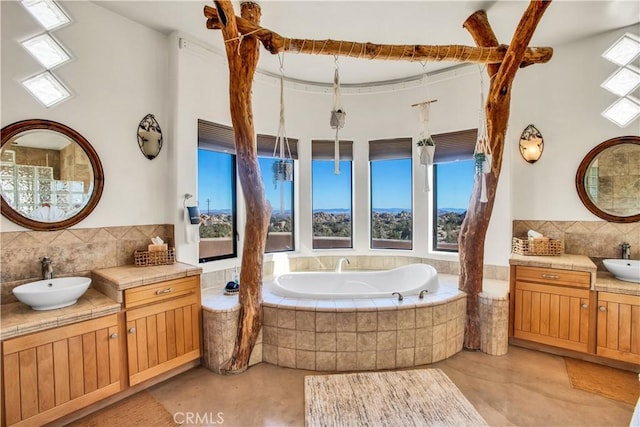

left=150, top=346, right=636, bottom=427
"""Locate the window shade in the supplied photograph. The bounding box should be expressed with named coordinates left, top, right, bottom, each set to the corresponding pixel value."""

left=197, top=119, right=298, bottom=159
left=368, top=137, right=412, bottom=160
left=257, top=134, right=298, bottom=159
left=432, top=129, right=477, bottom=163
left=311, top=140, right=353, bottom=160
left=198, top=119, right=235, bottom=153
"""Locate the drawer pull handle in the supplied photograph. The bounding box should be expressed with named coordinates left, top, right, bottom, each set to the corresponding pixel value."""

left=598, top=306, right=606, bottom=312
left=128, top=327, right=136, bottom=334
left=156, top=288, right=173, bottom=295
left=110, top=333, right=118, bottom=339
left=541, top=274, right=560, bottom=279
left=581, top=303, right=588, bottom=309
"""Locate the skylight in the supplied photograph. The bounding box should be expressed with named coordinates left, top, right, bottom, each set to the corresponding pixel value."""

left=601, top=97, right=640, bottom=128
left=602, top=33, right=640, bottom=66
left=20, top=0, right=70, bottom=31
left=601, top=67, right=640, bottom=97
left=21, top=71, right=71, bottom=108
left=601, top=32, right=640, bottom=128
left=21, top=33, right=70, bottom=69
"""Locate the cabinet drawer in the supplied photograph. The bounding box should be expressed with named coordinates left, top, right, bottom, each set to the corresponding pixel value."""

left=515, top=266, right=591, bottom=289
left=124, top=276, right=200, bottom=309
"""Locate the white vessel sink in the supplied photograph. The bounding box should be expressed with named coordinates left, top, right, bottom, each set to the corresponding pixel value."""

left=603, top=259, right=640, bottom=283
left=13, top=277, right=91, bottom=310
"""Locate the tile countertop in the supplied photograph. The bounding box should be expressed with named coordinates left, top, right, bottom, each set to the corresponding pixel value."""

left=595, top=271, right=640, bottom=296
left=0, top=289, right=121, bottom=341
left=92, top=262, right=202, bottom=303
left=509, top=253, right=597, bottom=273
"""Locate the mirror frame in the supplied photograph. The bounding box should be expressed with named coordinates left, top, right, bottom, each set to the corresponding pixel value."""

left=0, top=119, right=104, bottom=231
left=575, top=135, right=640, bottom=223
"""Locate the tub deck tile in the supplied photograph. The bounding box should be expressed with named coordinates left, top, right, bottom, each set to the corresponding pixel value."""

left=353, top=298, right=377, bottom=311
left=315, top=300, right=337, bottom=312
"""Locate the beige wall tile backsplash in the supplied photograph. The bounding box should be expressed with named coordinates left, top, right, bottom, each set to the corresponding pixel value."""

left=1, top=224, right=174, bottom=304
left=513, top=220, right=639, bottom=268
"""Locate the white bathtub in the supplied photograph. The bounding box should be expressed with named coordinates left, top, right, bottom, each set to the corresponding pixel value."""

left=269, top=263, right=439, bottom=299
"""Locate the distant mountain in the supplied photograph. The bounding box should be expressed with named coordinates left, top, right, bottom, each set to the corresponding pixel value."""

left=313, top=208, right=351, bottom=214
left=372, top=208, right=411, bottom=214
left=437, top=208, right=467, bottom=215
left=202, top=209, right=232, bottom=215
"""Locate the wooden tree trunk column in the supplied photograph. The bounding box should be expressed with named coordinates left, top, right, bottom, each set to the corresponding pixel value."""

left=458, top=2, right=551, bottom=350
left=215, top=0, right=270, bottom=374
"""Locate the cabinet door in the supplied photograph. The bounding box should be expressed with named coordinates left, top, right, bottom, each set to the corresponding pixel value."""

left=514, top=282, right=591, bottom=353
left=597, top=292, right=640, bottom=365
left=126, top=293, right=201, bottom=386
left=2, top=315, right=121, bottom=427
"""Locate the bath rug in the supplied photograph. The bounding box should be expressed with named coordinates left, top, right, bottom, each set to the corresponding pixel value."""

left=564, top=357, right=639, bottom=405
left=304, top=368, right=487, bottom=427
left=68, top=390, right=178, bottom=427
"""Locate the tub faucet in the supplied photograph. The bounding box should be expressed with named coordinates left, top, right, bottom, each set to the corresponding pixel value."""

left=621, top=242, right=631, bottom=260
left=335, top=257, right=350, bottom=273
left=41, top=257, right=54, bottom=280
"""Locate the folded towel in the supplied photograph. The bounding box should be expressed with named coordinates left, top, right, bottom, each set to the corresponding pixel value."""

left=527, top=229, right=544, bottom=238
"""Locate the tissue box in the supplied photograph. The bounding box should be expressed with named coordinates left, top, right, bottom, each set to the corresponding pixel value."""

left=148, top=243, right=168, bottom=252
left=512, top=237, right=563, bottom=256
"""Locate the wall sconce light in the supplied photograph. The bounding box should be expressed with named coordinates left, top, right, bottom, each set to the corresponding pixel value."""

left=137, top=113, right=163, bottom=160
left=519, top=124, right=544, bottom=163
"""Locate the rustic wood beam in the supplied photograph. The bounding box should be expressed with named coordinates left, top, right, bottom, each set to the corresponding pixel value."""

left=204, top=5, right=552, bottom=68
left=463, top=10, right=500, bottom=77
left=215, top=0, right=270, bottom=374
left=458, top=0, right=552, bottom=350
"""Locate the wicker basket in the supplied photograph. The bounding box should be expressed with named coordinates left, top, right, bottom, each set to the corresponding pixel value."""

left=512, top=237, right=562, bottom=256
left=134, top=248, right=176, bottom=266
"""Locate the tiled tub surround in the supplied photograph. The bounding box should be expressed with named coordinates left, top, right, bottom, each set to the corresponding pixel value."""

left=513, top=220, right=640, bottom=269
left=0, top=224, right=174, bottom=304
left=202, top=275, right=467, bottom=373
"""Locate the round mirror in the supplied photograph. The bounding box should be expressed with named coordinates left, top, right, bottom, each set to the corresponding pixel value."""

left=1, top=119, right=104, bottom=230
left=575, top=136, right=640, bottom=223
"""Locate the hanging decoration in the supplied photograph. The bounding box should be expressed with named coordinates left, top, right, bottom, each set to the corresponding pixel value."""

left=330, top=56, right=346, bottom=175
left=412, top=63, right=437, bottom=192
left=272, top=53, right=293, bottom=215
left=473, top=66, right=492, bottom=203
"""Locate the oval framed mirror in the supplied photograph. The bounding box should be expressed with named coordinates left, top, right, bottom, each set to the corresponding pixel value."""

left=575, top=135, right=640, bottom=223
left=0, top=119, right=104, bottom=230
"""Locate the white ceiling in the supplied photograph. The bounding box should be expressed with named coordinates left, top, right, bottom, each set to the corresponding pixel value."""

left=92, top=1, right=640, bottom=85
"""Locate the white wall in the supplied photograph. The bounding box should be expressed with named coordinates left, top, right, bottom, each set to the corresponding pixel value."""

left=1, top=1, right=171, bottom=231
left=510, top=24, right=640, bottom=221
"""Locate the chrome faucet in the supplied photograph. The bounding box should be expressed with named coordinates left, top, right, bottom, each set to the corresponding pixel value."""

left=41, top=257, right=54, bottom=280
left=621, top=242, right=631, bottom=260
left=335, top=257, right=350, bottom=273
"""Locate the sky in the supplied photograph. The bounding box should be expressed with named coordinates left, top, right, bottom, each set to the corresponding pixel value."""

left=198, top=150, right=475, bottom=213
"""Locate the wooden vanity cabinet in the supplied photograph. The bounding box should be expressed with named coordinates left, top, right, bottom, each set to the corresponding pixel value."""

left=1, top=315, right=121, bottom=427
left=512, top=266, right=594, bottom=353
left=123, top=276, right=202, bottom=386
left=596, top=292, right=640, bottom=365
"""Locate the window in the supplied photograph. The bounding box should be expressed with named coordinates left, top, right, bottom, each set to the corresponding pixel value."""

left=312, top=140, right=353, bottom=249
left=197, top=120, right=237, bottom=262
left=369, top=138, right=413, bottom=250
left=258, top=134, right=298, bottom=253
left=430, top=129, right=477, bottom=252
